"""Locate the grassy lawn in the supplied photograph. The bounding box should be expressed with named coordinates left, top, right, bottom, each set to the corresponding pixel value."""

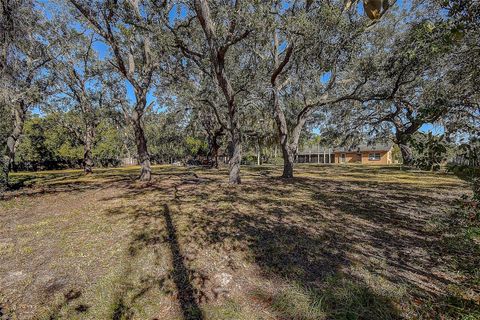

left=1, top=165, right=479, bottom=319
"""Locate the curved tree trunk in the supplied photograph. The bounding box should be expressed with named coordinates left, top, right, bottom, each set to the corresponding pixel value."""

left=194, top=0, right=244, bottom=184
left=274, top=91, right=303, bottom=179
left=131, top=110, right=151, bottom=181
left=271, top=30, right=298, bottom=179
left=396, top=133, right=414, bottom=166
left=399, top=142, right=414, bottom=166
left=273, top=86, right=295, bottom=179
left=276, top=126, right=297, bottom=179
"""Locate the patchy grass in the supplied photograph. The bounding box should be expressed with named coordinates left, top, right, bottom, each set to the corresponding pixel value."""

left=0, top=164, right=478, bottom=319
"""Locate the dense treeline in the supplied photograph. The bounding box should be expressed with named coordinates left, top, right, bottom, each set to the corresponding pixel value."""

left=1, top=0, right=479, bottom=189
left=13, top=112, right=209, bottom=170
left=12, top=110, right=288, bottom=171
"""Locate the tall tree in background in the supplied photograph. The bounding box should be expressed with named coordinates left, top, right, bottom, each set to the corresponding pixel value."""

left=1, top=0, right=54, bottom=190
left=52, top=32, right=105, bottom=174
left=263, top=0, right=393, bottom=178
left=191, top=0, right=263, bottom=184
left=336, top=4, right=479, bottom=165
left=159, top=42, right=227, bottom=169
left=68, top=0, right=170, bottom=181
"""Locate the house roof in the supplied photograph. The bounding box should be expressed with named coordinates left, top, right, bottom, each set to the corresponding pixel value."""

left=296, top=143, right=393, bottom=155
left=297, top=146, right=334, bottom=155
left=333, top=143, right=393, bottom=153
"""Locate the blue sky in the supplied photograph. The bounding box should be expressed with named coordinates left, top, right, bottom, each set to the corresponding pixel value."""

left=32, top=2, right=187, bottom=115
left=419, top=123, right=444, bottom=134
left=88, top=3, right=189, bottom=109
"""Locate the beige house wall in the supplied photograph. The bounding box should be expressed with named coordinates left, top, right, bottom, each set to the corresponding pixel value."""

left=361, top=150, right=391, bottom=165
left=335, top=149, right=392, bottom=165
left=334, top=153, right=361, bottom=164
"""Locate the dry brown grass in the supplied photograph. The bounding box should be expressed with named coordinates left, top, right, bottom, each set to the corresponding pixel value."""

left=0, top=164, right=478, bottom=320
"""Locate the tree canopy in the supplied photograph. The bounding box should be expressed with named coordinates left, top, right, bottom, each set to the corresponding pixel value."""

left=1, top=0, right=478, bottom=189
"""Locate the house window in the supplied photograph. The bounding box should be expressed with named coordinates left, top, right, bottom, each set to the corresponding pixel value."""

left=368, top=153, right=381, bottom=161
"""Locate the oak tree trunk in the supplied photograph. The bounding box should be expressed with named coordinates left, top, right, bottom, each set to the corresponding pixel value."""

left=6, top=103, right=26, bottom=169
left=194, top=0, right=243, bottom=183
left=256, top=139, right=261, bottom=166
left=211, top=138, right=220, bottom=169
left=273, top=87, right=302, bottom=179
left=396, top=133, right=414, bottom=166
left=271, top=32, right=298, bottom=179
left=281, top=143, right=295, bottom=179
left=399, top=142, right=414, bottom=166
left=228, top=129, right=241, bottom=184
left=207, top=130, right=222, bottom=169
left=131, top=110, right=151, bottom=181
left=2, top=103, right=27, bottom=190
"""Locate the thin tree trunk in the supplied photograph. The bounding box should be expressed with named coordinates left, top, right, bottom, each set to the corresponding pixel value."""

left=212, top=137, right=220, bottom=169
left=274, top=91, right=295, bottom=178
left=273, top=87, right=303, bottom=179
left=131, top=110, right=151, bottom=181
left=226, top=97, right=242, bottom=183
left=207, top=129, right=222, bottom=169
left=257, top=140, right=261, bottom=166
left=83, top=123, right=95, bottom=174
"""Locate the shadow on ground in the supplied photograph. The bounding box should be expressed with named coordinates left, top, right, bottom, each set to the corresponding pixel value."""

left=2, top=165, right=476, bottom=319
left=96, top=169, right=418, bottom=319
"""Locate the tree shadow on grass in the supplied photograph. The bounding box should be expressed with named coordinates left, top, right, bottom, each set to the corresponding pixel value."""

left=280, top=175, right=478, bottom=317
left=90, top=167, right=471, bottom=319
left=105, top=201, right=205, bottom=320
left=182, top=170, right=475, bottom=317
left=174, top=180, right=403, bottom=319
left=1, top=172, right=135, bottom=201
left=7, top=164, right=472, bottom=319
left=284, top=177, right=454, bottom=292
left=163, top=203, right=204, bottom=320
left=106, top=178, right=402, bottom=319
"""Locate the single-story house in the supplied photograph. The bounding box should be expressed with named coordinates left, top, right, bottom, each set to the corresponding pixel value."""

left=333, top=144, right=393, bottom=165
